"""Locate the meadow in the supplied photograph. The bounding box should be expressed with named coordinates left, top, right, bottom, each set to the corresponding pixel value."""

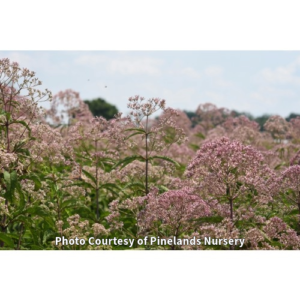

left=1, top=58, right=300, bottom=250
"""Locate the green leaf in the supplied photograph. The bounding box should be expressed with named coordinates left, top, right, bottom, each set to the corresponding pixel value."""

left=148, top=155, right=180, bottom=167
left=82, top=169, right=97, bottom=185
left=13, top=138, right=32, bottom=154
left=30, top=245, right=44, bottom=250
left=100, top=182, right=121, bottom=190
left=4, top=170, right=18, bottom=201
left=14, top=147, right=30, bottom=156
left=6, top=233, right=19, bottom=240
left=157, top=185, right=169, bottom=192
left=274, top=163, right=285, bottom=170
left=25, top=206, right=49, bottom=217
left=123, top=182, right=145, bottom=190
left=10, top=120, right=31, bottom=135
left=72, top=180, right=94, bottom=190
left=121, top=182, right=145, bottom=195
left=114, top=155, right=145, bottom=170
left=44, top=216, right=56, bottom=229
left=42, top=230, right=55, bottom=245
left=5, top=112, right=11, bottom=122
left=4, top=171, right=11, bottom=191
left=189, top=143, right=200, bottom=151
left=28, top=227, right=41, bottom=246
left=126, top=131, right=145, bottom=140
left=195, top=132, right=205, bottom=139
left=16, top=183, right=26, bottom=211
left=75, top=153, right=92, bottom=161
left=61, top=199, right=81, bottom=209
left=0, top=233, right=15, bottom=248
left=124, top=128, right=146, bottom=133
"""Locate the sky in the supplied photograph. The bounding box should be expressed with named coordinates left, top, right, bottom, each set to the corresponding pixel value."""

left=1, top=51, right=300, bottom=118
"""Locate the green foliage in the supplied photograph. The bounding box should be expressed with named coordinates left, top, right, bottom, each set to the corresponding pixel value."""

left=286, top=113, right=300, bottom=122
left=84, top=98, right=118, bottom=120
left=183, top=110, right=198, bottom=127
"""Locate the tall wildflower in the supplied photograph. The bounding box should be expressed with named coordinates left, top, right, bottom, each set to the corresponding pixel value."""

left=221, top=115, right=262, bottom=146
left=289, top=116, right=300, bottom=144
left=280, top=165, right=300, bottom=231
left=46, top=89, right=92, bottom=127
left=264, top=115, right=291, bottom=143
left=194, top=103, right=231, bottom=133
left=67, top=116, right=125, bottom=220
left=138, top=188, right=210, bottom=247
left=0, top=58, right=51, bottom=248
left=116, top=95, right=186, bottom=195
left=185, top=137, right=278, bottom=222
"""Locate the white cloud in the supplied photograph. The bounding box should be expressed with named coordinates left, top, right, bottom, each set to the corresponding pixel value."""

left=75, top=54, right=163, bottom=76
left=74, top=54, right=107, bottom=65
left=248, top=56, right=300, bottom=115
left=204, top=66, right=223, bottom=77
left=204, top=91, right=224, bottom=103
left=1, top=51, right=69, bottom=75
left=251, top=91, right=275, bottom=105
left=259, top=56, right=300, bottom=85
left=161, top=87, right=197, bottom=110
left=204, top=66, right=233, bottom=87
left=251, top=86, right=295, bottom=105
left=108, top=57, right=162, bottom=75
left=181, top=67, right=201, bottom=79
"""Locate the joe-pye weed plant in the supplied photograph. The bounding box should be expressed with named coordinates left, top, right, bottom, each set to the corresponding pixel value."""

left=107, top=96, right=187, bottom=245
left=0, top=58, right=51, bottom=248
left=1, top=57, right=300, bottom=250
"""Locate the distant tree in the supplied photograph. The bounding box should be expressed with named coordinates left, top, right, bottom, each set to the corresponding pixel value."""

left=254, top=114, right=272, bottom=131
left=231, top=110, right=254, bottom=120
left=84, top=97, right=118, bottom=120
left=186, top=107, right=300, bottom=133
left=184, top=110, right=197, bottom=120
left=183, top=110, right=198, bottom=127
left=286, top=113, right=300, bottom=122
